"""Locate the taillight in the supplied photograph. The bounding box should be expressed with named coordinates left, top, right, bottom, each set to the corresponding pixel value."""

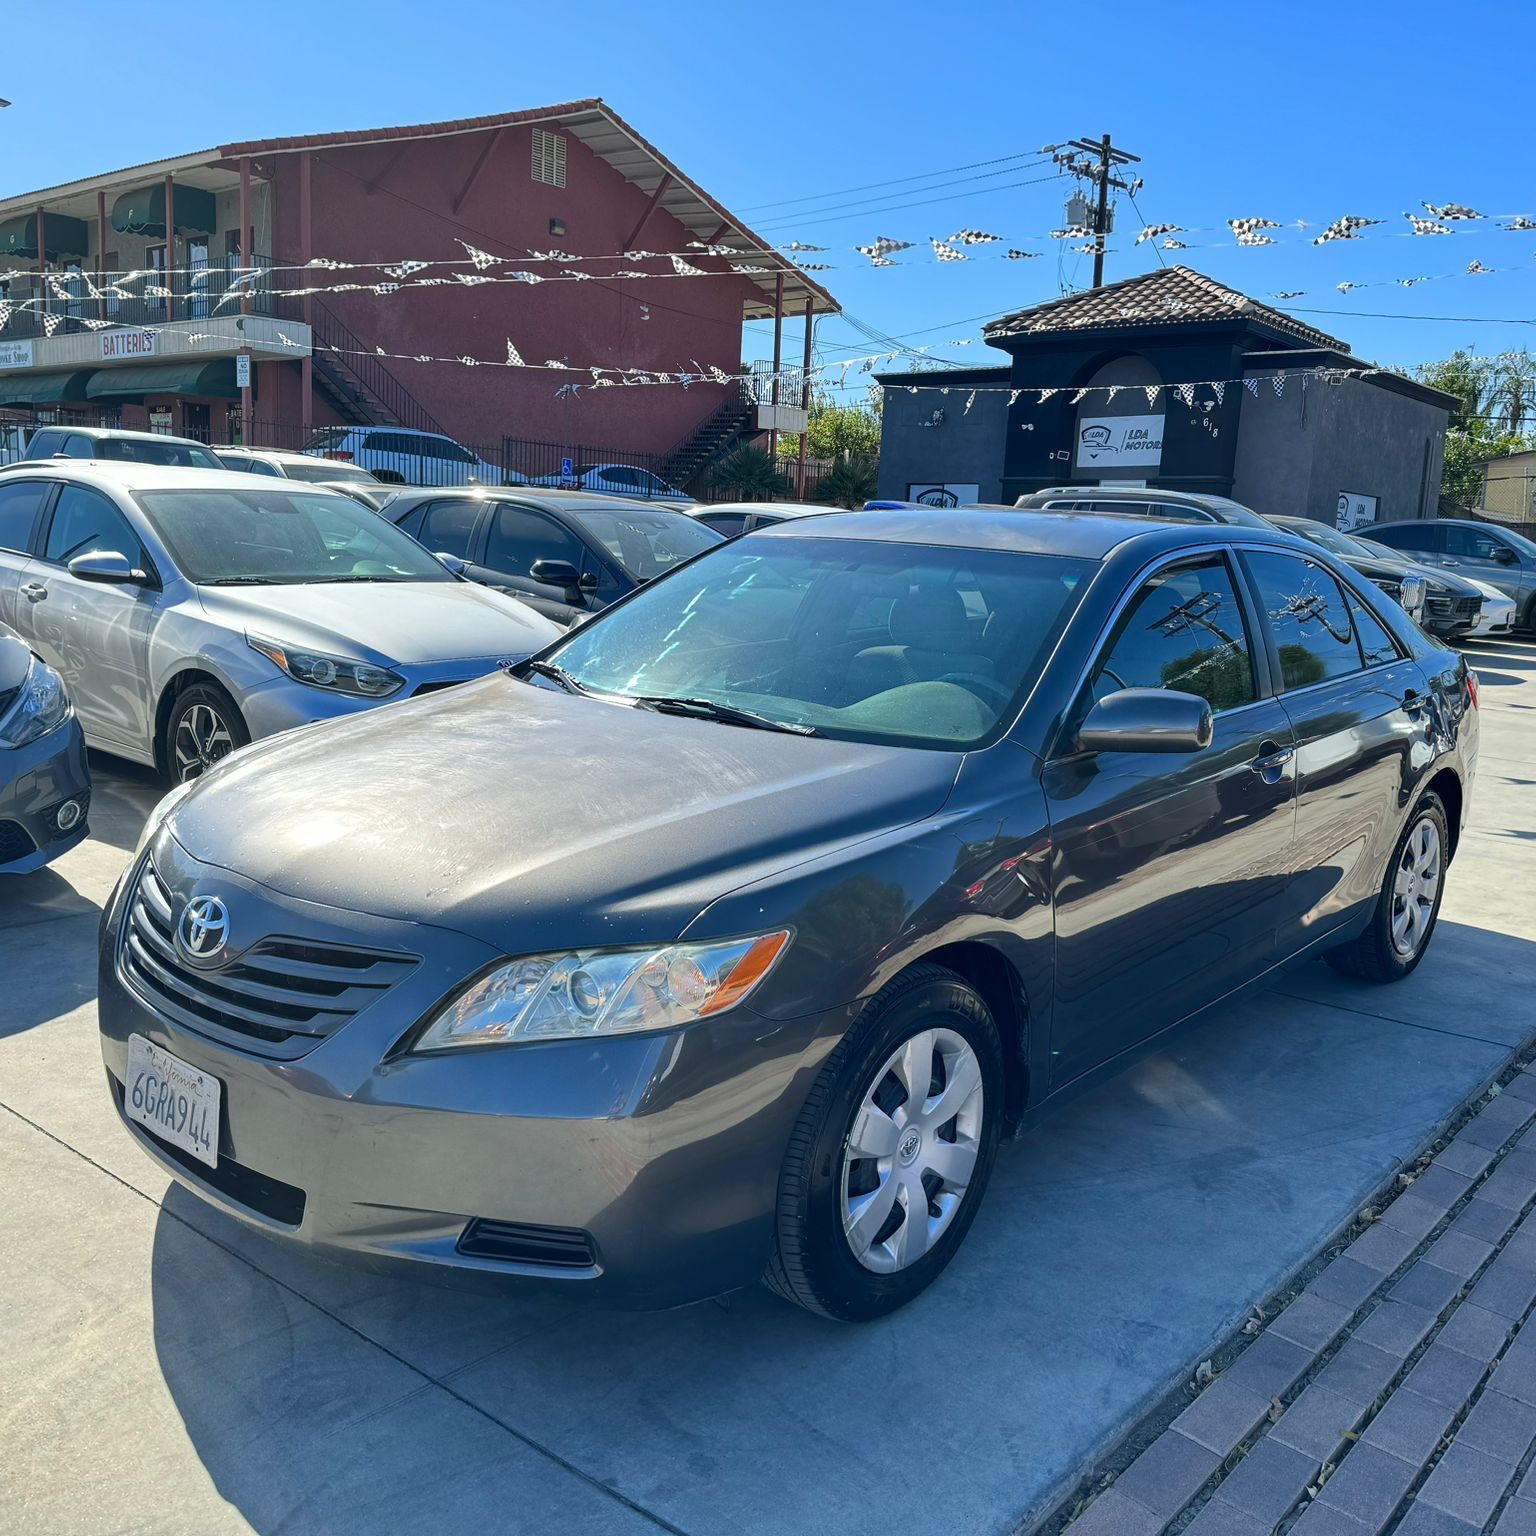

left=325, top=450, right=354, bottom=462
left=1466, top=671, right=1479, bottom=709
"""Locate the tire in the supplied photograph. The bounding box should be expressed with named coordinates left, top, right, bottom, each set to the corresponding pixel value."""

left=164, top=682, right=250, bottom=785
left=764, top=963, right=1004, bottom=1320
left=1325, top=792, right=1449, bottom=983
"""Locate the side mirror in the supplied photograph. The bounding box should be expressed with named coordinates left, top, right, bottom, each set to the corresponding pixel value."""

left=1078, top=687, right=1214, bottom=754
left=530, top=558, right=581, bottom=588
left=434, top=551, right=471, bottom=576
left=68, top=549, right=148, bottom=585
left=1493, top=546, right=1518, bottom=565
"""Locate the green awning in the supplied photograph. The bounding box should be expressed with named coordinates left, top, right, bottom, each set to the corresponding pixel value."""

left=86, top=359, right=239, bottom=401
left=0, top=212, right=91, bottom=260
left=111, top=184, right=216, bottom=239
left=0, top=369, right=98, bottom=405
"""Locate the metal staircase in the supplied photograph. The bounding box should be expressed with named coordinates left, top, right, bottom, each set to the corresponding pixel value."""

left=659, top=386, right=755, bottom=488
left=306, top=299, right=450, bottom=436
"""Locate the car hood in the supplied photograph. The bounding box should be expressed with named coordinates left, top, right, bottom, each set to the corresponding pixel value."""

left=168, top=674, right=960, bottom=950
left=1351, top=551, right=1483, bottom=596
left=195, top=580, right=560, bottom=665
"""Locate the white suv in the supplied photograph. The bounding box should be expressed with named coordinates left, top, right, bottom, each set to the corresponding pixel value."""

left=304, top=427, right=523, bottom=487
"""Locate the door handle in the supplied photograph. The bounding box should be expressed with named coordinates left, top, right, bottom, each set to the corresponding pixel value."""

left=1402, top=689, right=1427, bottom=716
left=1251, top=743, right=1294, bottom=775
left=20, top=582, right=47, bottom=603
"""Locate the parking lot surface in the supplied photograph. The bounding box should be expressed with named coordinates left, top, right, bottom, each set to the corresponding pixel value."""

left=2, top=638, right=1533, bottom=1536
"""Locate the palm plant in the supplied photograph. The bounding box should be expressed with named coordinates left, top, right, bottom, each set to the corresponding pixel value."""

left=815, top=452, right=879, bottom=509
left=708, top=445, right=792, bottom=501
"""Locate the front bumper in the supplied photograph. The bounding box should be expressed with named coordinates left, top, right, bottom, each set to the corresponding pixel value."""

left=1469, top=603, right=1517, bottom=637
left=97, top=836, right=829, bottom=1307
left=0, top=716, right=91, bottom=874
left=238, top=655, right=530, bottom=743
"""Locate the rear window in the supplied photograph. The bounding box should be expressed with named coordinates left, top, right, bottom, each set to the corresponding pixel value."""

left=284, top=459, right=375, bottom=484
left=305, top=429, right=352, bottom=451
left=96, top=438, right=223, bottom=469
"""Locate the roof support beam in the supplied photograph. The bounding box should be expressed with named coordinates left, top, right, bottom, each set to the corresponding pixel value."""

left=451, top=128, right=503, bottom=215
left=625, top=173, right=672, bottom=251
left=362, top=143, right=411, bottom=197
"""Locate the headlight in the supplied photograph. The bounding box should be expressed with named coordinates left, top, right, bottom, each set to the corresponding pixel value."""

left=247, top=634, right=403, bottom=698
left=414, top=930, right=793, bottom=1051
left=0, top=657, right=72, bottom=749
left=131, top=779, right=193, bottom=862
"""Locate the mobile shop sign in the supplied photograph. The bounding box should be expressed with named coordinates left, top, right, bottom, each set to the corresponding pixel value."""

left=0, top=340, right=33, bottom=370
left=1074, top=413, right=1164, bottom=470
left=100, top=329, right=158, bottom=360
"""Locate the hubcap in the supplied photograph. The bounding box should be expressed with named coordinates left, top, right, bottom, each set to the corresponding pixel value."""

left=840, top=1027, right=984, bottom=1275
left=174, top=703, right=235, bottom=783
left=1390, top=816, right=1442, bottom=957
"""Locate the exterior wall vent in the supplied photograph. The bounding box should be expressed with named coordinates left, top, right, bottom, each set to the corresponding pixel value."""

left=532, top=130, right=567, bottom=189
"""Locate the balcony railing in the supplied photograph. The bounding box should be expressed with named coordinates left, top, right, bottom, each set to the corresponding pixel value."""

left=0, top=253, right=276, bottom=340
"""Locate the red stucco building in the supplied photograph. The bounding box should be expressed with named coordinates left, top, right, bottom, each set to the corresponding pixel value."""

left=0, top=101, right=836, bottom=478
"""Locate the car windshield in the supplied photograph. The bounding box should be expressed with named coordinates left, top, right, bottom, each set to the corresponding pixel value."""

left=1495, top=525, right=1536, bottom=558
left=545, top=536, right=1093, bottom=750
left=1282, top=520, right=1378, bottom=559
left=97, top=438, right=223, bottom=469
left=133, top=487, right=456, bottom=585
left=575, top=507, right=721, bottom=580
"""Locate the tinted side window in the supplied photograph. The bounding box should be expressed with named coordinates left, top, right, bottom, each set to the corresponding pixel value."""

left=0, top=480, right=50, bottom=554
left=62, top=434, right=96, bottom=457
left=485, top=506, right=586, bottom=577
left=1090, top=555, right=1258, bottom=713
left=419, top=499, right=482, bottom=559
left=699, top=513, right=747, bottom=538
left=44, top=485, right=146, bottom=568
left=1442, top=525, right=1510, bottom=559
left=1371, top=522, right=1439, bottom=553
left=25, top=430, right=64, bottom=459
left=1346, top=587, right=1403, bottom=667
left=1246, top=551, right=1362, bottom=689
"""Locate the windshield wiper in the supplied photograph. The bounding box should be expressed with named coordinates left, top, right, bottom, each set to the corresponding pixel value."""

left=629, top=695, right=818, bottom=735
left=517, top=658, right=591, bottom=695
left=200, top=576, right=275, bottom=586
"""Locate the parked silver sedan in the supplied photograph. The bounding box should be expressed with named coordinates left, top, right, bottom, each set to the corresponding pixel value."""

left=0, top=464, right=560, bottom=782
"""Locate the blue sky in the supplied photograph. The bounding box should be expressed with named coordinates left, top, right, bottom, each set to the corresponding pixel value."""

left=5, top=0, right=1535, bottom=391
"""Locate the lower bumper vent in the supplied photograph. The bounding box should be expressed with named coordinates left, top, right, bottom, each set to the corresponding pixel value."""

left=456, top=1218, right=597, bottom=1269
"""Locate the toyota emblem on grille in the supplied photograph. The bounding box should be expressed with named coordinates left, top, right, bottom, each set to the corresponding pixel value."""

left=177, top=894, right=231, bottom=963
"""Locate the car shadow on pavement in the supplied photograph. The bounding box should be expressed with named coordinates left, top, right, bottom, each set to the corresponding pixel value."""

left=144, top=919, right=1536, bottom=1536
left=84, top=751, right=165, bottom=854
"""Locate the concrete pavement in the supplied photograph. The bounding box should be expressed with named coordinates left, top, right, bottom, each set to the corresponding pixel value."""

left=1, top=637, right=1532, bottom=1536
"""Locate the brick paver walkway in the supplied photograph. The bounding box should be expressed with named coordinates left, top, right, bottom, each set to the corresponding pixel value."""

left=1060, top=1061, right=1536, bottom=1536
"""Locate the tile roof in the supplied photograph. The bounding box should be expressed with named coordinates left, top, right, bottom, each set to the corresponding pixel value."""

left=983, top=266, right=1348, bottom=352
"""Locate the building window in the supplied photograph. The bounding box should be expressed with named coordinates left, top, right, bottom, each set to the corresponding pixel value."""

left=532, top=129, right=567, bottom=188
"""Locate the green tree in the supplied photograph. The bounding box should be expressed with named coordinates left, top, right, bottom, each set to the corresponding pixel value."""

left=814, top=452, right=880, bottom=509
left=708, top=445, right=792, bottom=501
left=1414, top=350, right=1533, bottom=511
left=777, top=395, right=882, bottom=459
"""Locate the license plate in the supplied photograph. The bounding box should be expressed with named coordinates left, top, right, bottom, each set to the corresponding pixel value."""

left=124, top=1034, right=221, bottom=1169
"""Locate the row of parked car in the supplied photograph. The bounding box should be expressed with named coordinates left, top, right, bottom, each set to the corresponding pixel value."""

left=0, top=438, right=1503, bottom=1317
left=5, top=421, right=690, bottom=498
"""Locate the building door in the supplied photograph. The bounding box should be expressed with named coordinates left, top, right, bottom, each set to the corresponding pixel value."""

left=146, top=245, right=167, bottom=319
left=187, top=238, right=210, bottom=319
left=182, top=403, right=211, bottom=443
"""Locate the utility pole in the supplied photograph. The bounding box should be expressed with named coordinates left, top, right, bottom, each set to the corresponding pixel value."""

left=1065, top=135, right=1141, bottom=287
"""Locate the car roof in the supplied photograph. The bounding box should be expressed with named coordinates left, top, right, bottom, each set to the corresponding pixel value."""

left=0, top=461, right=351, bottom=494
left=755, top=507, right=1305, bottom=560
left=211, top=446, right=313, bottom=462
left=40, top=425, right=207, bottom=447
left=698, top=502, right=829, bottom=517
left=383, top=487, right=695, bottom=516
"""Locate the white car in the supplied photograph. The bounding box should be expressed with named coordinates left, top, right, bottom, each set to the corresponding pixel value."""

left=304, top=427, right=524, bottom=488
left=534, top=462, right=686, bottom=500
left=1463, top=576, right=1517, bottom=637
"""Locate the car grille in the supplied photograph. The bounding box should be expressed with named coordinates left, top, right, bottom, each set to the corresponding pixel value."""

left=1426, top=594, right=1481, bottom=624
left=118, top=858, right=419, bottom=1059
left=0, top=820, right=35, bottom=865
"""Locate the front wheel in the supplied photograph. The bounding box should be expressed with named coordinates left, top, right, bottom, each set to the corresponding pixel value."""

left=1325, top=791, right=1449, bottom=983
left=764, top=964, right=1004, bottom=1320
left=164, top=683, right=249, bottom=785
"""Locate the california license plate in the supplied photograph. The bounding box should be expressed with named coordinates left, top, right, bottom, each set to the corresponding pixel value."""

left=125, top=1034, right=220, bottom=1169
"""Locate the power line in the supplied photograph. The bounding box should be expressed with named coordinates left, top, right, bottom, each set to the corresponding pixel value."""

left=735, top=148, right=1055, bottom=214
left=751, top=171, right=1067, bottom=237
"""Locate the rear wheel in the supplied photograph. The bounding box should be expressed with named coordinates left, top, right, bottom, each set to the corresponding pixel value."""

left=764, top=964, right=1004, bottom=1320
left=1325, top=792, right=1449, bottom=983
left=164, top=683, right=249, bottom=785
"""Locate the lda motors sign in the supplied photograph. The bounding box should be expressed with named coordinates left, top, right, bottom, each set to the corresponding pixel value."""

left=1074, top=413, right=1165, bottom=471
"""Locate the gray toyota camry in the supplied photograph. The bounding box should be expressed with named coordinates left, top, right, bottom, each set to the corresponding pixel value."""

left=98, top=510, right=1478, bottom=1319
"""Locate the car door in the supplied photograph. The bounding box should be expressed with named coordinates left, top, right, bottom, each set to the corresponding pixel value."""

left=469, top=503, right=594, bottom=624
left=397, top=496, right=489, bottom=566
left=1239, top=547, right=1429, bottom=953
left=1042, top=550, right=1298, bottom=1083
left=1440, top=523, right=1530, bottom=608
left=0, top=478, right=54, bottom=629
left=21, top=482, right=159, bottom=749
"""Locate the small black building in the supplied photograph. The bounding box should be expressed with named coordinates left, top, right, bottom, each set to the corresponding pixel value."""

left=876, top=266, right=1454, bottom=527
